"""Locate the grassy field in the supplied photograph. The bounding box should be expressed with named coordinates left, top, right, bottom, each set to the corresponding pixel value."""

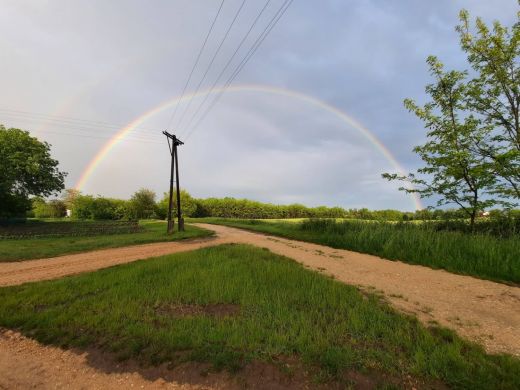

left=0, top=220, right=213, bottom=262
left=0, top=244, right=518, bottom=388
left=190, top=218, right=520, bottom=285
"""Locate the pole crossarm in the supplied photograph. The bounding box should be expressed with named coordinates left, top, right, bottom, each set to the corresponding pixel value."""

left=162, top=131, right=184, bottom=148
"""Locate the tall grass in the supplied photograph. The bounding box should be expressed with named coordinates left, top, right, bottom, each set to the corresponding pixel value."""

left=0, top=244, right=518, bottom=388
left=194, top=218, right=520, bottom=284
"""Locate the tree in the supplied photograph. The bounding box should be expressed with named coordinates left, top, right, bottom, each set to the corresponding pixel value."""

left=383, top=8, right=520, bottom=224
left=32, top=198, right=67, bottom=218
left=156, top=190, right=197, bottom=219
left=90, top=198, right=119, bottom=220
left=62, top=188, right=81, bottom=210
left=128, top=188, right=156, bottom=220
left=70, top=194, right=95, bottom=219
left=383, top=57, right=497, bottom=226
left=0, top=126, right=66, bottom=218
left=457, top=8, right=520, bottom=201
left=67, top=193, right=129, bottom=220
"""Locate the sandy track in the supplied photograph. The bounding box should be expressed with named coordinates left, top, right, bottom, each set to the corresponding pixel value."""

left=0, top=329, right=208, bottom=390
left=0, top=223, right=519, bottom=364
left=1, top=329, right=312, bottom=390
left=0, top=236, right=222, bottom=286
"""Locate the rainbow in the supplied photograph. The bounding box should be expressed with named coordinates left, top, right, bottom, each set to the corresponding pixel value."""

left=75, top=84, right=422, bottom=210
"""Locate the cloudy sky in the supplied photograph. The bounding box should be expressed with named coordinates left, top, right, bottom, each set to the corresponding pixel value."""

left=1, top=0, right=517, bottom=210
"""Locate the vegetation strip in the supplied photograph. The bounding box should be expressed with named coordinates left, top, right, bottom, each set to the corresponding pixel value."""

left=0, top=220, right=143, bottom=239
left=191, top=218, right=520, bottom=285
left=1, top=244, right=519, bottom=388
left=0, top=221, right=213, bottom=262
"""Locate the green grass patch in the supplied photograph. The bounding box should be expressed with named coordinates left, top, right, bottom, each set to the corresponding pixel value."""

left=0, top=244, right=518, bottom=388
left=189, top=218, right=520, bottom=284
left=0, top=220, right=213, bottom=262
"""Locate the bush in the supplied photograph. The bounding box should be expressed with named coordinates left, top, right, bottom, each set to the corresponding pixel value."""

left=128, top=189, right=156, bottom=220
left=156, top=190, right=197, bottom=219
left=32, top=198, right=66, bottom=218
left=70, top=195, right=129, bottom=220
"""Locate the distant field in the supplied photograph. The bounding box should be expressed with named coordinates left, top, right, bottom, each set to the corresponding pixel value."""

left=190, top=218, right=520, bottom=284
left=0, top=244, right=518, bottom=388
left=0, top=220, right=213, bottom=262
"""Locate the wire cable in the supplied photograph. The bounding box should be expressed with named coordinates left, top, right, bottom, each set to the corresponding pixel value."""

left=1, top=113, right=164, bottom=143
left=7, top=126, right=164, bottom=145
left=184, top=0, right=294, bottom=140
left=182, top=0, right=273, bottom=133
left=165, top=0, right=225, bottom=132
left=0, top=108, right=162, bottom=136
left=175, top=0, right=248, bottom=134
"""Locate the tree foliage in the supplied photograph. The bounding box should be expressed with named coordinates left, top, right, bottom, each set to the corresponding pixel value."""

left=384, top=57, right=497, bottom=225
left=0, top=126, right=66, bottom=218
left=384, top=8, right=519, bottom=224
left=457, top=8, right=520, bottom=199
left=128, top=188, right=156, bottom=220
left=32, top=198, right=67, bottom=218
left=65, top=193, right=128, bottom=220
left=156, top=190, right=197, bottom=219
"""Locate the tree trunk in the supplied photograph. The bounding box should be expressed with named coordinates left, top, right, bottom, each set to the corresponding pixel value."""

left=470, top=208, right=477, bottom=229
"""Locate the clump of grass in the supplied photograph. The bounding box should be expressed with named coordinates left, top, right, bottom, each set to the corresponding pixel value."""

left=0, top=221, right=213, bottom=262
left=429, top=216, right=520, bottom=238
left=194, top=218, right=520, bottom=284
left=0, top=244, right=518, bottom=388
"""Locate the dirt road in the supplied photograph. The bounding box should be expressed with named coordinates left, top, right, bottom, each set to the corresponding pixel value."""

left=1, top=223, right=519, bottom=360
left=0, top=329, right=312, bottom=390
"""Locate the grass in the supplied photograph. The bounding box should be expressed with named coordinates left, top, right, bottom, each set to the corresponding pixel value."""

left=0, top=220, right=213, bottom=262
left=0, top=244, right=518, bottom=388
left=189, top=218, right=520, bottom=285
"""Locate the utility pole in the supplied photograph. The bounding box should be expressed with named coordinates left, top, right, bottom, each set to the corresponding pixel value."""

left=163, top=131, right=184, bottom=233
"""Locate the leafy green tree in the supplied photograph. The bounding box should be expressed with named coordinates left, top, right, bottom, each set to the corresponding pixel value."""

left=128, top=188, right=156, bottom=220
left=68, top=193, right=128, bottom=220
left=0, top=126, right=66, bottom=218
left=32, top=198, right=67, bottom=218
left=383, top=57, right=497, bottom=226
left=31, top=197, right=47, bottom=218
left=70, top=194, right=95, bottom=219
left=91, top=198, right=119, bottom=220
left=384, top=8, right=520, bottom=222
left=457, top=8, right=520, bottom=200
left=157, top=190, right=198, bottom=219
left=62, top=188, right=81, bottom=211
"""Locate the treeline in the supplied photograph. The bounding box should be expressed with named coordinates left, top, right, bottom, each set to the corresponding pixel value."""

left=29, top=188, right=519, bottom=222
left=30, top=189, right=156, bottom=220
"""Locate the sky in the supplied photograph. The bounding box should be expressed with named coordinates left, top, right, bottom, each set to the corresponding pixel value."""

left=0, top=0, right=518, bottom=211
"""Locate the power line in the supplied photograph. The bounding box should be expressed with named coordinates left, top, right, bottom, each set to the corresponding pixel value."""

left=175, top=0, right=248, bottom=133
left=0, top=108, right=163, bottom=136
left=181, top=0, right=273, bottom=134
left=184, top=0, right=294, bottom=140
left=20, top=127, right=163, bottom=145
left=165, top=0, right=226, bottom=131
left=226, top=0, right=294, bottom=90
left=0, top=116, right=163, bottom=144
left=1, top=114, right=164, bottom=144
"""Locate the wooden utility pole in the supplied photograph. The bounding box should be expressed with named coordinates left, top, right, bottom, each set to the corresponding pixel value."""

left=174, top=140, right=184, bottom=231
left=163, top=131, right=184, bottom=233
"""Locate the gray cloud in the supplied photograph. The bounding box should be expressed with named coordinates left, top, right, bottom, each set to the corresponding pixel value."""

left=1, top=0, right=517, bottom=210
